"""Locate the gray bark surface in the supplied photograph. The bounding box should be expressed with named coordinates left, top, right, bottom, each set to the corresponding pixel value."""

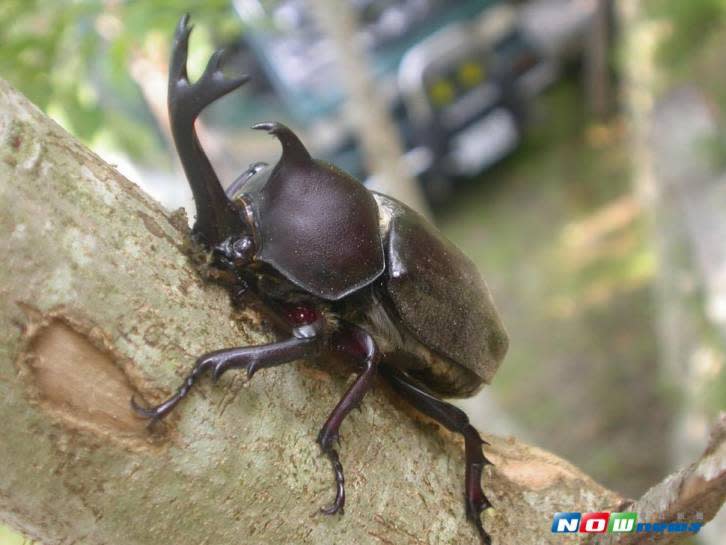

left=0, top=78, right=722, bottom=545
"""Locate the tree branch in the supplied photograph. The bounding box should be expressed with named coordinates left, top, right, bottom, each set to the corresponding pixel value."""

left=0, top=78, right=722, bottom=544
left=598, top=413, right=725, bottom=545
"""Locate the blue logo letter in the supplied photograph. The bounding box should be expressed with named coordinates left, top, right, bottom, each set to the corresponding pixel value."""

left=552, top=512, right=581, bottom=533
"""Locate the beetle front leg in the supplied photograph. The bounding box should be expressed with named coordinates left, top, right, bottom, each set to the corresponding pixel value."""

left=380, top=363, right=494, bottom=545
left=225, top=162, right=268, bottom=199
left=131, top=325, right=321, bottom=425
left=318, top=325, right=380, bottom=515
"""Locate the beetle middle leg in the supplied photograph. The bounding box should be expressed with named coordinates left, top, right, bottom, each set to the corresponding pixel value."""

left=318, top=324, right=380, bottom=515
left=380, top=362, right=494, bottom=545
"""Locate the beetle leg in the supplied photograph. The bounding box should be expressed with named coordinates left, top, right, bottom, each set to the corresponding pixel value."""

left=226, top=161, right=268, bottom=199
left=167, top=14, right=249, bottom=245
left=380, top=363, right=494, bottom=545
left=318, top=325, right=380, bottom=515
left=131, top=325, right=321, bottom=425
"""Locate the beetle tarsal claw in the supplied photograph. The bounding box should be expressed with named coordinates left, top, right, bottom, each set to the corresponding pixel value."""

left=466, top=493, right=493, bottom=544
left=129, top=396, right=165, bottom=429
left=129, top=395, right=154, bottom=418
left=476, top=522, right=492, bottom=545
left=320, top=503, right=344, bottom=516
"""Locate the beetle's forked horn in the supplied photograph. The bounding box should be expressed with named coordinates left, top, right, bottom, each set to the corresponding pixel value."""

left=168, top=14, right=250, bottom=246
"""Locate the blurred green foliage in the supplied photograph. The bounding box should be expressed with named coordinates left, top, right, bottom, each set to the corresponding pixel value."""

left=645, top=0, right=726, bottom=68
left=646, top=0, right=726, bottom=187
left=643, top=0, right=726, bottom=442
left=0, top=523, right=33, bottom=545
left=0, top=0, right=242, bottom=161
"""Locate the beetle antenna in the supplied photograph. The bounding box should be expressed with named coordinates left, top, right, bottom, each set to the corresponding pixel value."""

left=252, top=122, right=312, bottom=163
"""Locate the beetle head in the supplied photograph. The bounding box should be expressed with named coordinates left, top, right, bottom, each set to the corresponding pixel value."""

left=211, top=234, right=256, bottom=274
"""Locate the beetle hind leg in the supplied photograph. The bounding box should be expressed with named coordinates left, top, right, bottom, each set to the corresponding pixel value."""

left=380, top=363, right=494, bottom=545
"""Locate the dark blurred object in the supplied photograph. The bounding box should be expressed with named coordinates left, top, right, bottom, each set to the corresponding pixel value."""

left=231, top=0, right=598, bottom=203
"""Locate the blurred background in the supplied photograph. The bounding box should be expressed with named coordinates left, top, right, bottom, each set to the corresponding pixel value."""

left=1, top=0, right=724, bottom=543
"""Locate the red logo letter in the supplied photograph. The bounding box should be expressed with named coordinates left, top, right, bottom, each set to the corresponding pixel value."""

left=580, top=512, right=610, bottom=533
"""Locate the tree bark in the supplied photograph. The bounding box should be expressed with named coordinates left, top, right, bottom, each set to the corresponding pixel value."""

left=584, top=0, right=613, bottom=120
left=0, top=78, right=723, bottom=545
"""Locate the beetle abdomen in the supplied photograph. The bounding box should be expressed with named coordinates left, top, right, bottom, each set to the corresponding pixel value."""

left=364, top=291, right=485, bottom=397
left=374, top=193, right=508, bottom=394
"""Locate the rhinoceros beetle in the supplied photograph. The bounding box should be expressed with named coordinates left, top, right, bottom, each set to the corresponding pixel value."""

left=132, top=14, right=509, bottom=544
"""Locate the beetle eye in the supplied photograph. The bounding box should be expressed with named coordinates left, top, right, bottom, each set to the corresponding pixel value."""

left=232, top=237, right=254, bottom=260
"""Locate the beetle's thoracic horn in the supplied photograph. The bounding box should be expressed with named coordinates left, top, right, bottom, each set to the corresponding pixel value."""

left=252, top=122, right=312, bottom=163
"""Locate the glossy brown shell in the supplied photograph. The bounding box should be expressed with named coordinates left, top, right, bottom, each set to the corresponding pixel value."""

left=249, top=123, right=385, bottom=300
left=375, top=193, right=509, bottom=392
